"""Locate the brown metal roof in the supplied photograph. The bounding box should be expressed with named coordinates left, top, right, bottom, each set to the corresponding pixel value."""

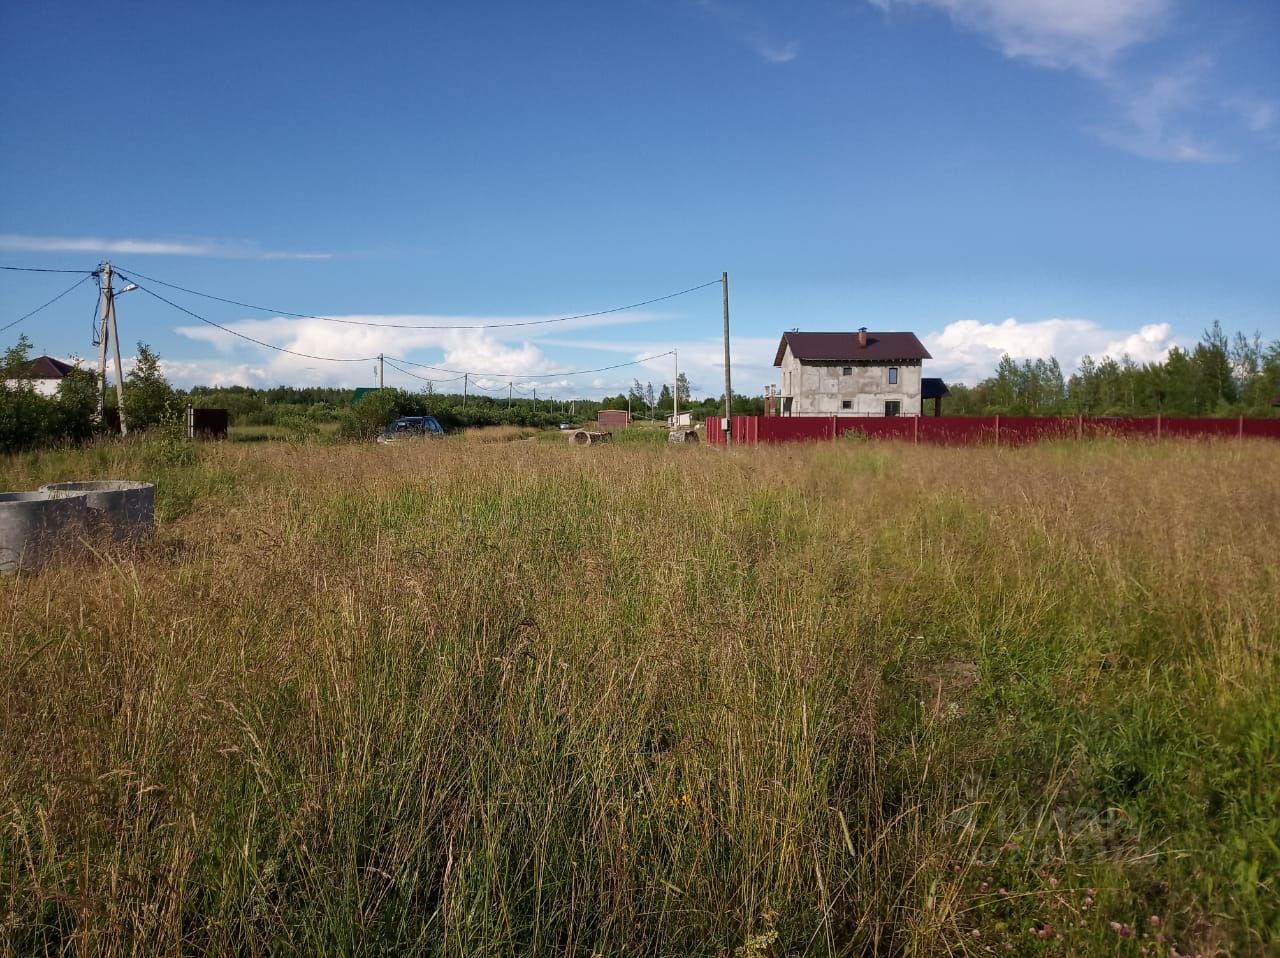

left=773, top=331, right=932, bottom=366
left=4, top=355, right=75, bottom=379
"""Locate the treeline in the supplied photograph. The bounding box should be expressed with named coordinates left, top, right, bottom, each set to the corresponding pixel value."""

left=2, top=327, right=760, bottom=453
left=187, top=385, right=599, bottom=434
left=189, top=381, right=763, bottom=429
left=0, top=336, right=176, bottom=453
left=946, top=323, right=1280, bottom=417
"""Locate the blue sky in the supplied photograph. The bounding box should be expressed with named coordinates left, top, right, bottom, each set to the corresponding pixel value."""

left=2, top=0, right=1277, bottom=396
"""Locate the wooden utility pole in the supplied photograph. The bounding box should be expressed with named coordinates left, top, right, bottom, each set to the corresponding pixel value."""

left=722, top=271, right=732, bottom=445
left=95, top=264, right=111, bottom=423
left=463, top=373, right=468, bottom=407
left=673, top=348, right=679, bottom=423
left=508, top=382, right=513, bottom=408
left=95, top=262, right=128, bottom=435
left=109, top=284, right=127, bottom=436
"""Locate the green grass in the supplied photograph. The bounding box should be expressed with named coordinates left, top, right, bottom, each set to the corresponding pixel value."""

left=229, top=422, right=342, bottom=442
left=1, top=438, right=1276, bottom=955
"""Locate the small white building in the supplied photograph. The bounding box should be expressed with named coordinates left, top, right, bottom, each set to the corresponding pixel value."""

left=2, top=356, right=75, bottom=397
left=774, top=329, right=931, bottom=417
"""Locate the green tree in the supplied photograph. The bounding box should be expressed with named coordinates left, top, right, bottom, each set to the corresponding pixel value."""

left=52, top=363, right=99, bottom=443
left=338, top=388, right=399, bottom=441
left=0, top=335, right=45, bottom=451
left=124, top=342, right=176, bottom=429
left=657, top=384, right=673, bottom=414
left=600, top=394, right=629, bottom=412
left=0, top=337, right=99, bottom=451
left=1191, top=321, right=1237, bottom=412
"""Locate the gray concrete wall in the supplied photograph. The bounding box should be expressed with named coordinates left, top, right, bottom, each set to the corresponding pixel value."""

left=778, top=346, right=923, bottom=415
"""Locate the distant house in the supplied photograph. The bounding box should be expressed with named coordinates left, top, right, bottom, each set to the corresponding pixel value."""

left=2, top=355, right=75, bottom=397
left=773, top=329, right=932, bottom=417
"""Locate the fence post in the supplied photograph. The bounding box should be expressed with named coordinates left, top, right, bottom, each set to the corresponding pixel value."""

left=1156, top=412, right=1162, bottom=440
left=1238, top=413, right=1244, bottom=441
left=831, top=416, right=837, bottom=441
left=1076, top=412, right=1082, bottom=441
left=913, top=415, right=919, bottom=445
left=994, top=414, right=1000, bottom=447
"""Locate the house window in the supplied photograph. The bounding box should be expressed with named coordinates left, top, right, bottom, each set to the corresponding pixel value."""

left=888, top=367, right=899, bottom=385
left=884, top=400, right=901, bottom=417
left=841, top=400, right=852, bottom=410
left=842, top=366, right=852, bottom=376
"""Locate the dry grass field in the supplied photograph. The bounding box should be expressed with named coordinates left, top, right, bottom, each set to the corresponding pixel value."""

left=2, top=434, right=1278, bottom=956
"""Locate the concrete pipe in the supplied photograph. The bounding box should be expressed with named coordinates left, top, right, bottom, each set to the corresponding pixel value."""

left=41, top=480, right=156, bottom=544
left=0, top=491, right=90, bottom=574
left=569, top=430, right=591, bottom=445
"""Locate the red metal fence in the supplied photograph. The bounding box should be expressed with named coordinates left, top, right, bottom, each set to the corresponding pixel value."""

left=704, top=414, right=1280, bottom=446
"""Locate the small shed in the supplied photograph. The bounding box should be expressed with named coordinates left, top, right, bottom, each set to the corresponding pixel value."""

left=921, top=378, right=950, bottom=416
left=187, top=406, right=230, bottom=439
left=597, top=409, right=631, bottom=431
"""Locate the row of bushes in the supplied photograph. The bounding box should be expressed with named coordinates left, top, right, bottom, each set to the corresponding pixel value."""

left=1, top=338, right=181, bottom=454
left=333, top=389, right=571, bottom=441
left=0, top=369, right=99, bottom=453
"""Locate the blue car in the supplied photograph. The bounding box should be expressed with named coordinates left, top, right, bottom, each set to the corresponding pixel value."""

left=377, top=415, right=445, bottom=443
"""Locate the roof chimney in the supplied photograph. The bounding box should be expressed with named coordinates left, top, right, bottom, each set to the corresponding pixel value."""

left=858, top=327, right=868, bottom=348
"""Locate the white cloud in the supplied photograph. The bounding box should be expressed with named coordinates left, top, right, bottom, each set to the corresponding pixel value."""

left=923, top=316, right=1177, bottom=384
left=868, top=1, right=1275, bottom=163
left=160, top=311, right=778, bottom=401
left=870, top=0, right=1170, bottom=75
left=1089, top=57, right=1235, bottom=163
left=172, top=316, right=562, bottom=388
left=1225, top=95, right=1279, bottom=139
left=750, top=38, right=800, bottom=64
left=163, top=310, right=702, bottom=393
left=0, top=234, right=331, bottom=260
left=698, top=0, right=800, bottom=64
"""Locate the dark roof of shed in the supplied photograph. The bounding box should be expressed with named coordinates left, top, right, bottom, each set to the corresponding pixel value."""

left=4, top=355, right=75, bottom=379
left=921, top=377, right=950, bottom=400
left=773, top=331, right=931, bottom=366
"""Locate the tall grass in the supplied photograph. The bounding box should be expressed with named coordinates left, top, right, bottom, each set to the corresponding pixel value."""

left=1, top=437, right=1277, bottom=955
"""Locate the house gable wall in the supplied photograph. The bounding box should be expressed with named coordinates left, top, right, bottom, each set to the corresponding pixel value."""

left=2, top=378, right=61, bottom=398
left=779, top=344, right=923, bottom=415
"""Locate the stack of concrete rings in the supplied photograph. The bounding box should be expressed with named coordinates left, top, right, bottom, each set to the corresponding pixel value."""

left=0, top=481, right=155, bottom=573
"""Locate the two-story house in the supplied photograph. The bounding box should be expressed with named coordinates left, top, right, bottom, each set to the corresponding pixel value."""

left=773, top=329, right=931, bottom=416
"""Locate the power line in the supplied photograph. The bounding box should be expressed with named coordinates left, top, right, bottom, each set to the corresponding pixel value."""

left=113, top=265, right=720, bottom=330
left=466, top=379, right=511, bottom=395
left=1, top=265, right=97, bottom=274
left=392, top=351, right=675, bottom=380
left=123, top=270, right=682, bottom=381
left=117, top=274, right=380, bottom=363
left=89, top=273, right=103, bottom=344
left=0, top=274, right=95, bottom=335
left=382, top=358, right=466, bottom=385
